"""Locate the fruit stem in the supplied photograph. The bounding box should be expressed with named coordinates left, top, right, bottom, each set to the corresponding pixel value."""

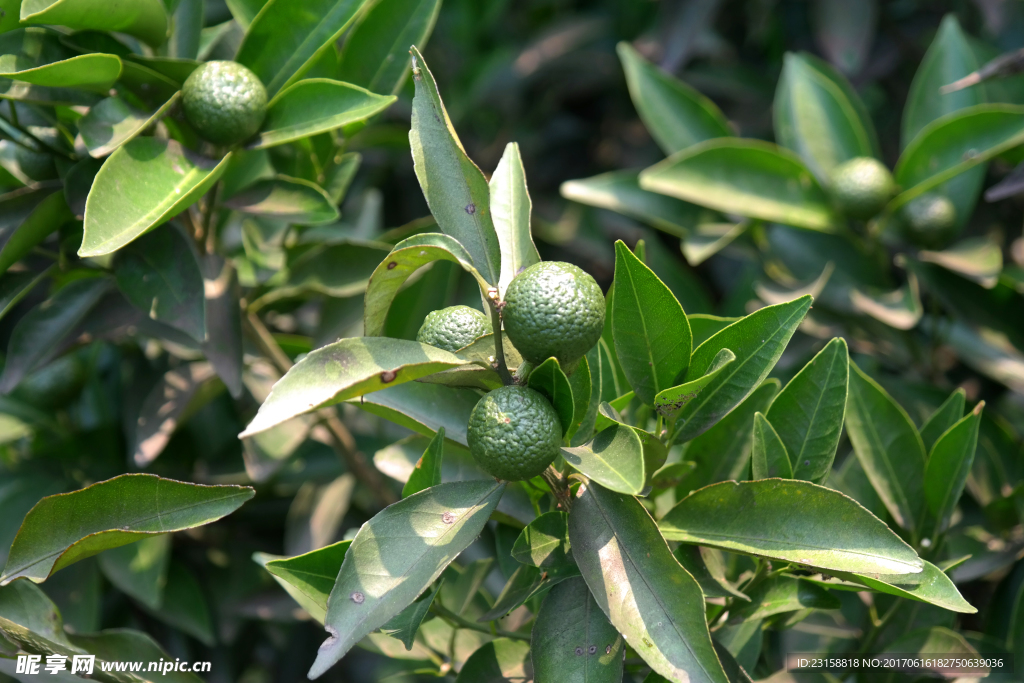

left=487, top=298, right=514, bottom=386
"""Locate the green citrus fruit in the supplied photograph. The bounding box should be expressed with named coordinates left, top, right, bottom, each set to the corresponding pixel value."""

left=182, top=61, right=267, bottom=146
left=502, top=261, right=605, bottom=370
left=416, top=305, right=492, bottom=352
left=828, top=157, right=894, bottom=220
left=15, top=145, right=56, bottom=181
left=467, top=385, right=562, bottom=481
left=901, top=193, right=956, bottom=248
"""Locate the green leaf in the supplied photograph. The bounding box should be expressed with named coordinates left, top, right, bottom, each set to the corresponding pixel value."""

left=226, top=0, right=268, bottom=27
left=673, top=545, right=748, bottom=602
left=919, top=237, right=1002, bottom=289
left=920, top=388, right=966, bottom=453
left=774, top=52, right=878, bottom=179
left=360, top=383, right=479, bottom=447
left=566, top=356, right=592, bottom=443
left=0, top=31, right=121, bottom=91
left=0, top=268, right=49, bottom=323
left=617, top=41, right=731, bottom=155
left=242, top=337, right=470, bottom=437
left=528, top=357, right=574, bottom=437
left=681, top=222, right=748, bottom=266
left=271, top=240, right=391, bottom=301
left=924, top=403, right=983, bottom=535
left=224, top=175, right=338, bottom=224
left=827, top=560, right=975, bottom=613
left=511, top=511, right=570, bottom=568
left=751, top=412, right=792, bottom=479
left=490, top=142, right=540, bottom=297
left=80, top=138, right=231, bottom=257
left=402, top=427, right=444, bottom=498
left=68, top=628, right=205, bottom=683
left=902, top=14, right=982, bottom=149
left=97, top=535, right=171, bottom=610
left=166, top=0, right=202, bottom=60
left=882, top=627, right=979, bottom=665
left=0, top=577, right=77, bottom=656
left=235, top=0, right=368, bottom=98
left=531, top=576, right=624, bottom=683
left=729, top=577, right=839, bottom=623
left=79, top=93, right=180, bottom=159
left=0, top=276, right=110, bottom=393
left=20, top=0, right=167, bottom=47
left=640, top=139, right=836, bottom=232
left=142, top=560, right=213, bottom=645
left=131, top=363, right=221, bottom=467
left=850, top=277, right=923, bottom=331
left=568, top=482, right=729, bottom=683
left=252, top=79, right=396, bottom=149
left=659, top=479, right=924, bottom=574
left=845, top=362, right=927, bottom=532
left=0, top=189, right=71, bottom=274
left=612, top=240, right=691, bottom=407
left=0, top=473, right=253, bottom=584
left=308, top=480, right=505, bottom=678
left=380, top=580, right=441, bottom=650
left=562, top=424, right=645, bottom=495
left=455, top=638, right=532, bottom=683
left=337, top=0, right=441, bottom=95
left=113, top=224, right=205, bottom=342
left=561, top=169, right=704, bottom=239
left=765, top=337, right=849, bottom=483
left=673, top=296, right=812, bottom=443
left=409, top=46, right=500, bottom=284
left=259, top=540, right=351, bottom=623
left=654, top=348, right=735, bottom=420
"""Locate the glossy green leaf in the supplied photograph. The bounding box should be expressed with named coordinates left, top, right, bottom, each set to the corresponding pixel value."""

left=409, top=46, right=500, bottom=283
left=612, top=240, right=691, bottom=406
left=845, top=362, right=927, bottom=531
left=673, top=545, right=748, bottom=602
left=730, top=577, right=839, bottom=623
left=0, top=276, right=110, bottom=393
left=167, top=0, right=202, bottom=60
left=924, top=403, right=982, bottom=535
left=751, top=412, right=792, bottom=479
left=235, top=0, right=368, bottom=98
left=478, top=562, right=580, bottom=623
left=490, top=142, right=540, bottom=297
left=226, top=0, right=268, bottom=27
left=681, top=222, right=748, bottom=266
left=673, top=296, right=812, bottom=443
left=511, top=511, right=570, bottom=568
left=902, top=14, right=982, bottom=149
left=0, top=574, right=77, bottom=657
left=569, top=482, right=729, bottom=683
left=565, top=356, right=592, bottom=442
left=274, top=240, right=392, bottom=301
left=765, top=337, right=849, bottom=483
left=225, top=176, right=338, bottom=224
left=920, top=388, right=965, bottom=453
left=828, top=560, right=975, bottom=613
left=774, top=52, right=877, bottom=179
left=655, top=348, right=734, bottom=420
left=308, top=480, right=505, bottom=678
left=80, top=138, right=231, bottom=257
left=0, top=33, right=120, bottom=91
left=126, top=56, right=199, bottom=85
left=242, top=338, right=470, bottom=437
left=659, top=479, right=923, bottom=574
left=338, top=0, right=441, bottom=95
left=640, top=139, right=836, bottom=232
left=456, top=638, right=532, bottom=683
left=97, top=535, right=171, bottom=611
left=380, top=580, right=441, bottom=650
left=20, top=0, right=167, bottom=46
left=617, top=41, right=731, bottom=155
left=361, top=383, right=479, bottom=447
left=402, top=426, right=444, bottom=498
left=571, top=345, right=606, bottom=447
left=257, top=541, right=350, bottom=623
left=562, top=424, right=645, bottom=495
left=532, top=576, right=624, bottom=683
left=252, top=79, right=396, bottom=149
left=919, top=238, right=1002, bottom=289
left=79, top=93, right=180, bottom=158
left=0, top=474, right=253, bottom=584
left=528, top=357, right=574, bottom=436
left=0, top=189, right=71, bottom=274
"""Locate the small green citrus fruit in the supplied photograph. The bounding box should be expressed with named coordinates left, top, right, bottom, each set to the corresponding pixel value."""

left=416, top=305, right=492, bottom=352
left=502, top=261, right=605, bottom=370
left=828, top=157, right=894, bottom=220
left=901, top=193, right=956, bottom=248
left=467, top=385, right=561, bottom=481
left=182, top=61, right=267, bottom=146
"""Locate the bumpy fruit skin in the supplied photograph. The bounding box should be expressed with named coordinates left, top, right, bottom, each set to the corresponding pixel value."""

left=828, top=157, right=895, bottom=220
left=902, top=193, right=956, bottom=248
left=416, top=305, right=492, bottom=352
left=467, top=385, right=562, bottom=481
left=182, top=61, right=267, bottom=146
left=502, top=261, right=605, bottom=369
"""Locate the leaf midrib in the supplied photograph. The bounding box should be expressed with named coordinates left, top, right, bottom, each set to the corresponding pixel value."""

left=789, top=345, right=843, bottom=476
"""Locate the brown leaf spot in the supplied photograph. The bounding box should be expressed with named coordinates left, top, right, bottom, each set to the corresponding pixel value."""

left=465, top=203, right=476, bottom=214
left=441, top=512, right=456, bottom=524
left=380, top=370, right=398, bottom=383
left=350, top=591, right=364, bottom=604
left=387, top=261, right=398, bottom=270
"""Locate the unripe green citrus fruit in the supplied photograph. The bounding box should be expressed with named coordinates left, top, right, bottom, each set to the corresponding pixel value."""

left=182, top=61, right=267, bottom=146
left=502, top=261, right=605, bottom=370
left=416, top=305, right=492, bottom=352
left=467, top=385, right=561, bottom=481
left=828, top=157, right=894, bottom=220
left=901, top=193, right=956, bottom=248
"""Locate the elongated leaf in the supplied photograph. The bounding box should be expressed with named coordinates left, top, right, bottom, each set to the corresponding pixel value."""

left=562, top=424, right=645, bottom=495
left=142, top=560, right=213, bottom=645
left=765, top=337, right=848, bottom=483
left=920, top=388, right=965, bottom=453
left=235, top=0, right=368, bottom=97
left=528, top=357, right=574, bottom=436
left=655, top=348, right=734, bottom=420
left=20, top=0, right=167, bottom=46
left=79, top=93, right=180, bottom=158
left=617, top=41, right=731, bottom=155
left=828, top=560, right=975, bottom=613
left=0, top=46, right=120, bottom=91
left=68, top=628, right=205, bottom=683
left=924, top=403, right=982, bottom=535
left=730, top=577, right=838, bottom=623
left=919, top=237, right=1002, bottom=288
left=0, top=269, right=48, bottom=323
left=659, top=479, right=923, bottom=574
left=511, top=511, right=570, bottom=569
left=403, top=427, right=444, bottom=498
left=674, top=296, right=812, bottom=443
left=774, top=52, right=877, bottom=179
left=851, top=277, right=923, bottom=330
left=200, top=255, right=243, bottom=397
left=252, top=79, right=396, bottom=149
left=751, top=412, right=792, bottom=479
left=674, top=545, right=748, bottom=602
left=242, top=338, right=469, bottom=436
left=260, top=540, right=351, bottom=623
left=0, top=474, right=253, bottom=584
left=380, top=580, right=441, bottom=650
left=569, top=482, right=729, bottom=683
left=131, top=363, right=221, bottom=466
left=363, top=232, right=490, bottom=337
left=532, top=576, right=624, bottom=683
left=612, top=240, right=691, bottom=406
left=640, top=139, right=836, bottom=232
left=0, top=189, right=71, bottom=274
left=409, top=47, right=500, bottom=283
left=902, top=14, right=982, bottom=148
left=360, top=382, right=479, bottom=446
left=308, top=480, right=505, bottom=678
left=566, top=356, right=592, bottom=443
left=280, top=240, right=391, bottom=300
left=456, top=638, right=532, bottom=683
left=97, top=535, right=171, bottom=611
left=225, top=176, right=338, bottom=224
left=490, top=142, right=540, bottom=297
left=80, top=138, right=231, bottom=257
left=845, top=362, right=926, bottom=531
